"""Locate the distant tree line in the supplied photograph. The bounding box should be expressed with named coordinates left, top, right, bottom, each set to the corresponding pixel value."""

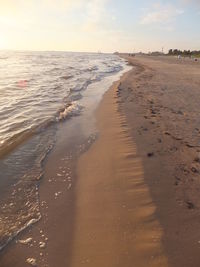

left=168, top=49, right=200, bottom=57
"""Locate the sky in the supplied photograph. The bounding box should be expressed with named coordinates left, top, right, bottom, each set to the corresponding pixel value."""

left=0, top=0, right=200, bottom=53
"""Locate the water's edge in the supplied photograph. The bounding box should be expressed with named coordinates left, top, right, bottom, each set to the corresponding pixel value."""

left=0, top=54, right=131, bottom=252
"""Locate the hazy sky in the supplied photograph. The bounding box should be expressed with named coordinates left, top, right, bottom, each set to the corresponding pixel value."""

left=0, top=0, right=200, bottom=52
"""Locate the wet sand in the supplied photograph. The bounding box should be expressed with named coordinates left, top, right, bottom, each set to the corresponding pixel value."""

left=70, top=80, right=168, bottom=266
left=1, top=55, right=200, bottom=266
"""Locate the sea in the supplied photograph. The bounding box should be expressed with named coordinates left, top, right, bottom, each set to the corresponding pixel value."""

left=0, top=51, right=128, bottom=251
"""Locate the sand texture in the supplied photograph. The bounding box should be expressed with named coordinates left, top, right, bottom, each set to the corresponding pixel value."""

left=70, top=80, right=168, bottom=267
left=118, top=55, right=200, bottom=267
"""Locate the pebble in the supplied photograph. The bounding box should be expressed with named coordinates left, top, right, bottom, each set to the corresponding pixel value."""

left=55, top=191, right=61, bottom=197
left=19, top=237, right=33, bottom=245
left=26, top=258, right=37, bottom=266
left=39, top=241, right=46, bottom=248
left=147, top=152, right=154, bottom=157
left=67, top=184, right=72, bottom=190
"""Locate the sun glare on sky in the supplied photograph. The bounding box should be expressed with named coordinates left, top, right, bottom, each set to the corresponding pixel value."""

left=0, top=0, right=200, bottom=52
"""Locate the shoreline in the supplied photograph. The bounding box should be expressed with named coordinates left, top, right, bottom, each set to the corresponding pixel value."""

left=0, top=62, right=130, bottom=266
left=0, top=53, right=127, bottom=262
left=1, top=55, right=200, bottom=266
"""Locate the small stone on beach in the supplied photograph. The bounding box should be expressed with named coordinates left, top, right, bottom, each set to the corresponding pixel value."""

left=186, top=201, right=195, bottom=209
left=67, top=183, right=72, bottom=190
left=147, top=152, right=154, bottom=157
left=26, top=258, right=37, bottom=266
left=39, top=241, right=46, bottom=248
left=19, top=237, right=33, bottom=245
left=191, top=166, right=199, bottom=173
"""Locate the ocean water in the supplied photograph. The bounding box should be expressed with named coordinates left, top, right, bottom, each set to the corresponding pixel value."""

left=0, top=51, right=127, bottom=250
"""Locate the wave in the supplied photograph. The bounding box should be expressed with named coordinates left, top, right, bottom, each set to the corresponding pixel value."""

left=0, top=128, right=36, bottom=159
left=0, top=59, right=124, bottom=160
left=69, top=78, right=96, bottom=93
left=104, top=65, right=123, bottom=74
left=57, top=101, right=83, bottom=121
left=0, top=100, right=83, bottom=160
left=67, top=92, right=82, bottom=102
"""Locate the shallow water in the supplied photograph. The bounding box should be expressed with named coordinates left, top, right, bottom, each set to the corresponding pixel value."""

left=0, top=51, right=124, bottom=156
left=0, top=51, right=128, bottom=251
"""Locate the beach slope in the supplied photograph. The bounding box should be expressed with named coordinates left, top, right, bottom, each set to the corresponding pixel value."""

left=70, top=79, right=168, bottom=267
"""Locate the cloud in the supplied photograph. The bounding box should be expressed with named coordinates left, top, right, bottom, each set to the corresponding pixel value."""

left=140, top=3, right=184, bottom=27
left=82, top=0, right=110, bottom=32
left=179, top=0, right=200, bottom=14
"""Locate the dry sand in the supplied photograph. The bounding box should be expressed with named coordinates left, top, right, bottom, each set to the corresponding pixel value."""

left=118, top=55, right=200, bottom=267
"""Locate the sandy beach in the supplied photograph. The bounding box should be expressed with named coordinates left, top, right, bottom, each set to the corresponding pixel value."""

left=118, top=55, right=200, bottom=267
left=1, top=55, right=200, bottom=267
left=69, top=79, right=168, bottom=267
